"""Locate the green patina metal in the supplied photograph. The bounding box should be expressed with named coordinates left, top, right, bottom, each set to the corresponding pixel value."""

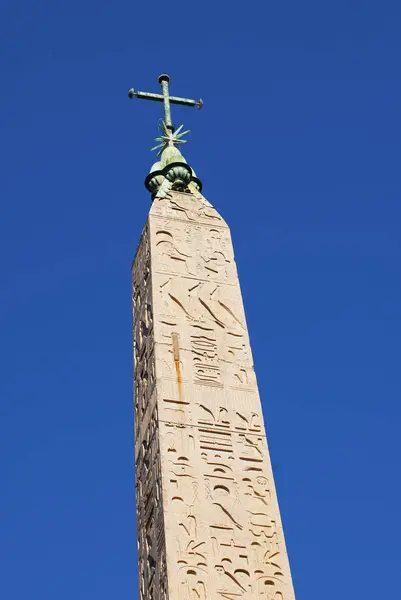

left=151, top=122, right=190, bottom=156
left=128, top=74, right=203, bottom=134
left=159, top=75, right=173, bottom=131
left=129, top=91, right=203, bottom=109
left=128, top=74, right=203, bottom=195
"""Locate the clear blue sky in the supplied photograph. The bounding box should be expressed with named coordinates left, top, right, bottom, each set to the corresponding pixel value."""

left=1, top=1, right=400, bottom=598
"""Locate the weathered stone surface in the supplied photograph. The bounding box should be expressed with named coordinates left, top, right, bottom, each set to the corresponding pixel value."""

left=132, top=189, right=296, bottom=600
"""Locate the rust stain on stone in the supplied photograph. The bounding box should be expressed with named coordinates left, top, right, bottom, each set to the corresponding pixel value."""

left=171, top=333, right=182, bottom=401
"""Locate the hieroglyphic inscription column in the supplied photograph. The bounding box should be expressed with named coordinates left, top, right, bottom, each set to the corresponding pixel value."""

left=132, top=188, right=296, bottom=600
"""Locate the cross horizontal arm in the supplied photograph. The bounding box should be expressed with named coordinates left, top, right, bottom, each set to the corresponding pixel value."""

left=169, top=95, right=203, bottom=109
left=128, top=89, right=203, bottom=109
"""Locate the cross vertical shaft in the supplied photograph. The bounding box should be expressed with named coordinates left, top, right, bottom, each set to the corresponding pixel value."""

left=158, top=75, right=173, bottom=132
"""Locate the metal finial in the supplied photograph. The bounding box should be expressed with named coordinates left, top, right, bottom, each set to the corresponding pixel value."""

left=128, top=75, right=203, bottom=195
left=158, top=74, right=170, bottom=84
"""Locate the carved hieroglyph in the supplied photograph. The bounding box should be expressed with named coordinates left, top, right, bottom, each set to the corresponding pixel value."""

left=132, top=189, right=296, bottom=600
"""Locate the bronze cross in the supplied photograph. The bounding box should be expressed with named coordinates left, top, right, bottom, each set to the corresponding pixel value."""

left=128, top=74, right=203, bottom=132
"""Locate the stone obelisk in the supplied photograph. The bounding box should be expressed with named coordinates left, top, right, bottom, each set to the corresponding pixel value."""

left=130, top=75, right=296, bottom=600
